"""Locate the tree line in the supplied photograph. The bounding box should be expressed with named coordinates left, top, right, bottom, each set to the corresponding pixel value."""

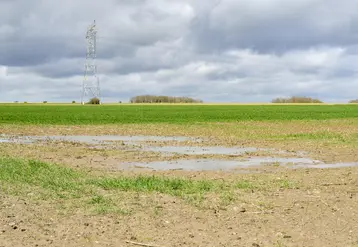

left=271, top=96, right=323, bottom=103
left=129, top=95, right=203, bottom=103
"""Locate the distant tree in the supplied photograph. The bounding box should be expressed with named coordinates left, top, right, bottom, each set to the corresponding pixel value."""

left=87, top=97, right=100, bottom=104
left=349, top=99, right=358, bottom=103
left=272, top=96, right=323, bottom=103
left=72, top=100, right=76, bottom=104
left=130, top=95, right=203, bottom=103
left=43, top=101, right=48, bottom=104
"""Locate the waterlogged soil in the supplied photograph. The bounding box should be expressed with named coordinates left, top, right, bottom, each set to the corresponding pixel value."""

left=1, top=123, right=358, bottom=246
left=1, top=134, right=357, bottom=173
left=129, top=158, right=358, bottom=172
left=1, top=121, right=358, bottom=163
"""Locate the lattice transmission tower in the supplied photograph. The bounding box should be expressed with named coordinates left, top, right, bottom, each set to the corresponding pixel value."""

left=81, top=20, right=101, bottom=104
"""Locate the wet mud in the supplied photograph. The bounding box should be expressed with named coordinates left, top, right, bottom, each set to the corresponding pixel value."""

left=1, top=134, right=357, bottom=172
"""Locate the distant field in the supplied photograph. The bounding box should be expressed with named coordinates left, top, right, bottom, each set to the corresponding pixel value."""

left=0, top=104, right=357, bottom=125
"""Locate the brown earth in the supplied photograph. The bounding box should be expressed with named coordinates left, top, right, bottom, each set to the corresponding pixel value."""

left=1, top=168, right=358, bottom=247
left=1, top=122, right=358, bottom=247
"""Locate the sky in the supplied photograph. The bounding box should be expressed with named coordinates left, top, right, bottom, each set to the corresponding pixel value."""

left=1, top=0, right=358, bottom=103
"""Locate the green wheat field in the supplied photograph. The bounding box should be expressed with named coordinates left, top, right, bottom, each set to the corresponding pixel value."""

left=0, top=104, right=357, bottom=125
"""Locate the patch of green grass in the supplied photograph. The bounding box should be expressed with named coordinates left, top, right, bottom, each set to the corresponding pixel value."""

left=273, top=131, right=358, bottom=144
left=89, top=176, right=221, bottom=197
left=0, top=104, right=357, bottom=125
left=235, top=180, right=257, bottom=189
left=87, top=195, right=131, bottom=215
left=220, top=191, right=236, bottom=206
left=274, top=179, right=298, bottom=189
left=0, top=157, right=85, bottom=199
left=88, top=194, right=110, bottom=205
left=0, top=157, right=298, bottom=214
left=280, top=132, right=347, bottom=141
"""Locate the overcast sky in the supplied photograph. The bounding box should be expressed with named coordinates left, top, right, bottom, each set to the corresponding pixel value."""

left=1, top=0, right=358, bottom=103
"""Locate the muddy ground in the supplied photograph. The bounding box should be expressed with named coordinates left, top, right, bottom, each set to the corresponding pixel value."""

left=1, top=122, right=358, bottom=247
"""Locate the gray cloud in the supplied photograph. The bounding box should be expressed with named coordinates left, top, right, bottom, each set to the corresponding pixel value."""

left=0, top=0, right=358, bottom=103
left=187, top=0, right=358, bottom=53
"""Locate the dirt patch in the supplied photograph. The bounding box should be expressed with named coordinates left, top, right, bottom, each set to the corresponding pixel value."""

left=1, top=168, right=358, bottom=247
left=1, top=122, right=358, bottom=246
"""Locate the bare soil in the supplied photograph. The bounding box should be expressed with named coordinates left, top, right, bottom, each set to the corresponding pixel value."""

left=1, top=122, right=358, bottom=247
left=1, top=168, right=358, bottom=247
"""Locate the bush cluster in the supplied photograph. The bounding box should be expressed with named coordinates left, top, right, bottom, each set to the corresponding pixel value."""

left=272, top=96, right=323, bottom=103
left=130, top=95, right=203, bottom=103
left=87, top=97, right=100, bottom=104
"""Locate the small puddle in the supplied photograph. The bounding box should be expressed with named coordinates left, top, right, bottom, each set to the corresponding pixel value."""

left=0, top=135, right=263, bottom=156
left=0, top=135, right=202, bottom=145
left=141, top=146, right=260, bottom=155
left=123, top=157, right=358, bottom=171
left=0, top=137, right=36, bottom=144
left=123, top=159, right=245, bottom=171
left=293, top=163, right=358, bottom=169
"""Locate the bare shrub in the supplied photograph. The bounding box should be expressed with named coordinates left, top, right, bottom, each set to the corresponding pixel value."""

left=272, top=96, right=323, bottom=103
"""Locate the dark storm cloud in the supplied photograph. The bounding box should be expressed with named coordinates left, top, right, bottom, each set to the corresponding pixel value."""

left=0, top=37, right=84, bottom=67
left=187, top=0, right=358, bottom=53
left=32, top=65, right=83, bottom=79
left=1, top=0, right=358, bottom=103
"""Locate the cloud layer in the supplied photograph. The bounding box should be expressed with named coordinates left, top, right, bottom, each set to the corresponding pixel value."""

left=1, top=0, right=358, bottom=103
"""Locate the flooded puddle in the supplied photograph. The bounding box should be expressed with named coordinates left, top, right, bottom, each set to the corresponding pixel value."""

left=0, top=135, right=261, bottom=156
left=293, top=163, right=358, bottom=169
left=141, top=146, right=260, bottom=155
left=123, top=157, right=358, bottom=171
left=124, top=159, right=250, bottom=171
left=2, top=134, right=358, bottom=172
left=0, top=135, right=202, bottom=145
left=0, top=136, right=35, bottom=144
